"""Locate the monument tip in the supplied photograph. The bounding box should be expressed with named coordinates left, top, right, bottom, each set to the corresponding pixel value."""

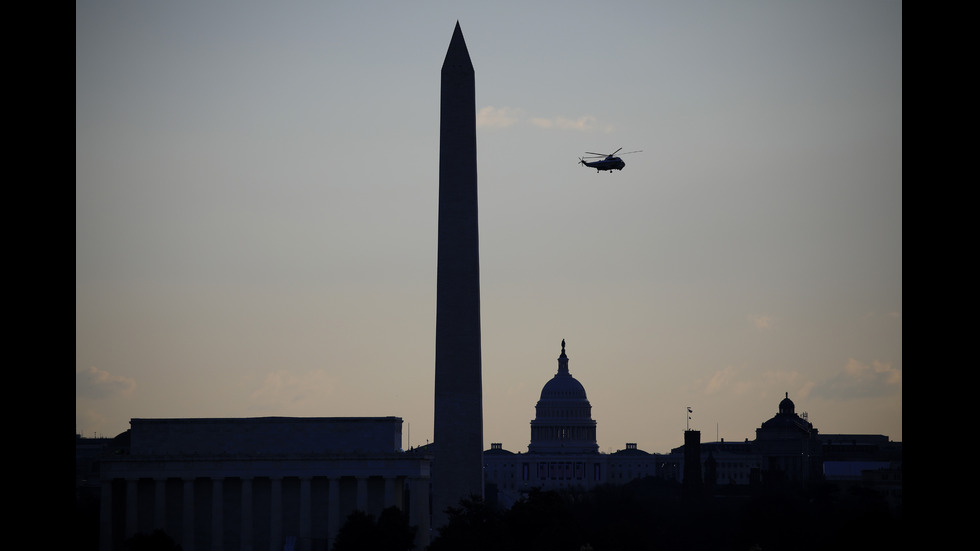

left=443, top=21, right=472, bottom=71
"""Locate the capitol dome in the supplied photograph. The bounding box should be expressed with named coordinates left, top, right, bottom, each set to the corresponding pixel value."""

left=539, top=365, right=588, bottom=401
left=528, top=340, right=599, bottom=454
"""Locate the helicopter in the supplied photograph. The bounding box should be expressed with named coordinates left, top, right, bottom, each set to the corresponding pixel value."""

left=579, top=148, right=642, bottom=172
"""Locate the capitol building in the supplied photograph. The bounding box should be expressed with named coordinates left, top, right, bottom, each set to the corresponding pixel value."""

left=483, top=340, right=680, bottom=507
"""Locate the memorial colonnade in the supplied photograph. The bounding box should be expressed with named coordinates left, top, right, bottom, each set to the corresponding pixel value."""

left=99, top=458, right=430, bottom=551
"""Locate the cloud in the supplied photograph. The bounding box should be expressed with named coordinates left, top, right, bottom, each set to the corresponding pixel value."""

left=865, top=310, right=902, bottom=321
left=843, top=358, right=902, bottom=385
left=76, top=366, right=136, bottom=399
left=812, top=358, right=902, bottom=400
left=477, top=106, right=608, bottom=132
left=247, top=369, right=337, bottom=412
left=699, top=356, right=900, bottom=405
left=695, top=365, right=813, bottom=401
left=747, top=314, right=774, bottom=329
left=696, top=365, right=764, bottom=396
left=476, top=106, right=523, bottom=128
left=531, top=115, right=604, bottom=132
left=76, top=408, right=107, bottom=433
left=702, top=365, right=740, bottom=394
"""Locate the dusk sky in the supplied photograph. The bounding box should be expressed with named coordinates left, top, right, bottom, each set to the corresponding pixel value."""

left=76, top=1, right=902, bottom=454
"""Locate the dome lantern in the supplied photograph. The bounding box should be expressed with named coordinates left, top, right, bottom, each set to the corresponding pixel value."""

left=779, top=392, right=795, bottom=415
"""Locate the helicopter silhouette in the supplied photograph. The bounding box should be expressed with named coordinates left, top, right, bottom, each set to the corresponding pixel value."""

left=579, top=148, right=642, bottom=172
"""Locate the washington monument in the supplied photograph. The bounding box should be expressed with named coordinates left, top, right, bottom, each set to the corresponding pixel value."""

left=432, top=22, right=483, bottom=530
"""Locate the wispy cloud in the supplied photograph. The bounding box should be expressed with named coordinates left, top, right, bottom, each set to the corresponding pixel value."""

left=531, top=115, right=602, bottom=131
left=702, top=365, right=741, bottom=394
left=76, top=366, right=136, bottom=399
left=747, top=314, right=774, bottom=329
left=812, top=358, right=901, bottom=400
left=247, top=369, right=337, bottom=412
left=695, top=365, right=813, bottom=401
left=477, top=106, right=607, bottom=131
left=843, top=358, right=902, bottom=385
left=697, top=355, right=899, bottom=406
left=477, top=106, right=523, bottom=128
left=865, top=310, right=902, bottom=321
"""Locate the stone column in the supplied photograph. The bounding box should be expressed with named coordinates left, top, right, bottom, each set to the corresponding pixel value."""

left=408, top=477, right=430, bottom=550
left=99, top=479, right=113, bottom=551
left=327, top=477, right=340, bottom=550
left=183, top=478, right=195, bottom=551
left=269, top=477, right=282, bottom=551
left=384, top=477, right=397, bottom=510
left=356, top=477, right=367, bottom=512
left=299, top=477, right=311, bottom=551
left=241, top=477, right=253, bottom=551
left=211, top=477, right=223, bottom=551
left=126, top=478, right=139, bottom=539
left=154, top=478, right=167, bottom=532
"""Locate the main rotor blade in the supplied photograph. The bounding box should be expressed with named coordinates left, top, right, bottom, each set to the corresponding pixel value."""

left=620, top=150, right=642, bottom=155
left=612, top=147, right=623, bottom=155
left=585, top=152, right=607, bottom=156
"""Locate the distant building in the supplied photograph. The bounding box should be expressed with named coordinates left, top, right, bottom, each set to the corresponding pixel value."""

left=669, top=394, right=901, bottom=498
left=819, top=433, right=902, bottom=510
left=76, top=434, right=114, bottom=492
left=677, top=438, right=760, bottom=488
left=485, top=345, right=901, bottom=507
left=96, top=417, right=430, bottom=551
left=754, top=392, right=823, bottom=482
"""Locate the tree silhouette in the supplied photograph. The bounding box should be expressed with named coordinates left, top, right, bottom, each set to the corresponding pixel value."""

left=427, top=477, right=902, bottom=551
left=428, top=496, right=504, bottom=551
left=375, top=507, right=417, bottom=551
left=124, top=530, right=182, bottom=551
left=332, top=507, right=416, bottom=551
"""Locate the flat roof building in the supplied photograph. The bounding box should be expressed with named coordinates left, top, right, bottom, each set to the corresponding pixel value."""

left=98, top=417, right=430, bottom=551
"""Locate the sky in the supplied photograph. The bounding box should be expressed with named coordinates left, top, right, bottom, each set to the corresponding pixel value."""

left=76, top=1, right=902, bottom=455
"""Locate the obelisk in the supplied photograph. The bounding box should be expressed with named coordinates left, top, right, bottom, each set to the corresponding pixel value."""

left=433, top=21, right=483, bottom=530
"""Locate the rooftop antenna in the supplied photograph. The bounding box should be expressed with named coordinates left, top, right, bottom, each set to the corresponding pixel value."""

left=686, top=407, right=692, bottom=430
